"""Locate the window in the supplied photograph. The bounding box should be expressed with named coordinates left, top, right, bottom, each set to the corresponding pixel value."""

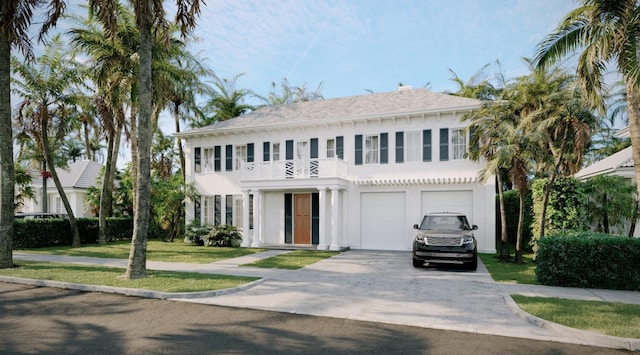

left=203, top=196, right=214, bottom=225
left=53, top=197, right=63, bottom=213
left=194, top=199, right=201, bottom=221
left=451, top=128, right=467, bottom=160
left=406, top=131, right=421, bottom=162
left=214, top=195, right=221, bottom=225
left=203, top=148, right=214, bottom=172
left=225, top=195, right=233, bottom=224
left=327, top=138, right=335, bottom=158
left=296, top=141, right=309, bottom=160
left=272, top=142, right=280, bottom=161
left=235, top=145, right=247, bottom=170
left=365, top=135, right=379, bottom=164
left=336, top=136, right=344, bottom=159
left=234, top=195, right=243, bottom=227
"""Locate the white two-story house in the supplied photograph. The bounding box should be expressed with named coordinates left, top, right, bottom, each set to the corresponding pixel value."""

left=177, top=88, right=497, bottom=252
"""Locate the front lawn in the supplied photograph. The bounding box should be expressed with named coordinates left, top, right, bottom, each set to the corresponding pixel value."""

left=241, top=250, right=339, bottom=269
left=512, top=295, right=640, bottom=339
left=0, top=261, right=258, bottom=293
left=479, top=252, right=539, bottom=284
left=17, top=240, right=267, bottom=264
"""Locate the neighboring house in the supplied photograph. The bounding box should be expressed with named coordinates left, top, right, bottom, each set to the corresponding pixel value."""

left=21, top=160, right=102, bottom=218
left=575, top=128, right=639, bottom=236
left=177, top=88, right=497, bottom=252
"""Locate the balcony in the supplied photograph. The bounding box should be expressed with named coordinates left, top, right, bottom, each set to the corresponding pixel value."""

left=241, top=158, right=348, bottom=182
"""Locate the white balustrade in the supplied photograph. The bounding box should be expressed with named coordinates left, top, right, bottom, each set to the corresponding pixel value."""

left=242, top=158, right=348, bottom=181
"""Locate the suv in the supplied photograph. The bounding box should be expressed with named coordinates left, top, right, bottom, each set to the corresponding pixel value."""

left=412, top=212, right=478, bottom=270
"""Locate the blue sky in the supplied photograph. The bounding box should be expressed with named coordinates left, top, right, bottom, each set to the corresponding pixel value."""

left=165, top=0, right=577, bottom=101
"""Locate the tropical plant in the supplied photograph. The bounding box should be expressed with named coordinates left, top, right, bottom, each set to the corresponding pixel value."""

left=197, top=73, right=255, bottom=127
left=11, top=36, right=82, bottom=247
left=87, top=0, right=203, bottom=279
left=258, top=78, right=324, bottom=106
left=202, top=224, right=243, bottom=247
left=582, top=175, right=637, bottom=235
left=534, top=0, right=640, bottom=201
left=0, top=0, right=67, bottom=268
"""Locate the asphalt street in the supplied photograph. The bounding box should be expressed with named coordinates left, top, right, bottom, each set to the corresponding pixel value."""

left=0, top=282, right=633, bottom=355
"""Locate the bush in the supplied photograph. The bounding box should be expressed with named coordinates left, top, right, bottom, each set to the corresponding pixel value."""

left=202, top=224, right=242, bottom=247
left=13, top=217, right=133, bottom=248
left=184, top=219, right=212, bottom=246
left=497, top=189, right=534, bottom=251
left=535, top=233, right=640, bottom=291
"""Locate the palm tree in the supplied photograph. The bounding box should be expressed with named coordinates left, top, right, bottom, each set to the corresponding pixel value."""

left=88, top=0, right=203, bottom=279
left=11, top=36, right=82, bottom=247
left=515, top=63, right=596, bottom=242
left=198, top=74, right=255, bottom=126
left=0, top=0, right=67, bottom=267
left=534, top=0, right=640, bottom=200
left=258, top=78, right=324, bottom=106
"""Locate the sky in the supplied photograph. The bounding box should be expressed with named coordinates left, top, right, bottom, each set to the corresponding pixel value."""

left=163, top=0, right=578, bottom=101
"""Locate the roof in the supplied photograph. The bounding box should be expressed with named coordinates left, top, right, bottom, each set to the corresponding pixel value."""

left=32, top=160, right=103, bottom=189
left=178, top=88, right=482, bottom=137
left=574, top=146, right=634, bottom=180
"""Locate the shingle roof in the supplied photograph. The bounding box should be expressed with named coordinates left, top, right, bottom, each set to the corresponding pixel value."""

left=31, top=160, right=103, bottom=189
left=179, top=88, right=482, bottom=136
left=575, top=146, right=634, bottom=179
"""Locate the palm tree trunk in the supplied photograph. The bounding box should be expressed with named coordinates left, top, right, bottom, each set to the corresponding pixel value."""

left=514, top=189, right=525, bottom=264
left=98, top=132, right=114, bottom=245
left=496, top=172, right=510, bottom=260
left=83, top=120, right=92, bottom=161
left=125, top=13, right=152, bottom=280
left=41, top=158, right=48, bottom=212
left=625, top=81, right=640, bottom=211
left=41, top=108, right=81, bottom=247
left=130, top=104, right=138, bottom=209
left=174, top=109, right=186, bottom=180
left=0, top=30, right=15, bottom=268
left=537, top=123, right=570, bottom=242
left=107, top=120, right=123, bottom=216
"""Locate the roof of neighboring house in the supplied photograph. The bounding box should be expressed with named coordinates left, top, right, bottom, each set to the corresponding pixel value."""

left=178, top=88, right=482, bottom=137
left=31, top=160, right=103, bottom=189
left=575, top=146, right=634, bottom=180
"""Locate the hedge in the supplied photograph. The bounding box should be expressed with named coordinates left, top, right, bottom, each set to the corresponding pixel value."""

left=535, top=233, right=640, bottom=291
left=14, top=217, right=133, bottom=249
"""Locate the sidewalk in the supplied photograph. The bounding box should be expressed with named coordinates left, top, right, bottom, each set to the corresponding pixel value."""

left=6, top=249, right=640, bottom=351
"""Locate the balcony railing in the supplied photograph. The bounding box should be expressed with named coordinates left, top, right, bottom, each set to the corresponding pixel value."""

left=241, top=158, right=348, bottom=181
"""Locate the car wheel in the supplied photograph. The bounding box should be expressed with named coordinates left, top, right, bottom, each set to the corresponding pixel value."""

left=412, top=258, right=424, bottom=268
left=467, top=254, right=478, bottom=271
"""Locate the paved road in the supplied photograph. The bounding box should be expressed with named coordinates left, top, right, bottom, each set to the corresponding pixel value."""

left=0, top=282, right=632, bottom=354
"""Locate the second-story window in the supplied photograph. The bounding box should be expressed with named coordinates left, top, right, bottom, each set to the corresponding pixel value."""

left=365, top=134, right=379, bottom=164
left=451, top=128, right=467, bottom=160
left=327, top=138, right=335, bottom=158
left=203, top=148, right=214, bottom=172
left=272, top=142, right=280, bottom=161
left=406, top=131, right=421, bottom=162
left=235, top=145, right=247, bottom=170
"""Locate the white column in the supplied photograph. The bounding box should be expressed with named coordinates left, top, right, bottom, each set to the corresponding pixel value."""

left=341, top=189, right=348, bottom=247
left=329, top=187, right=341, bottom=250
left=317, top=187, right=328, bottom=250
left=251, top=189, right=262, bottom=247
left=241, top=189, right=251, bottom=247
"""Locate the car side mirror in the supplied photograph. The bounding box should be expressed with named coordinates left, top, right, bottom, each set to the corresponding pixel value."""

left=472, top=225, right=478, bottom=230
left=413, top=224, right=419, bottom=229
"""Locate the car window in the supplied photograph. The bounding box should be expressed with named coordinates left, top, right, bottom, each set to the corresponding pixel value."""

left=420, top=215, right=470, bottom=231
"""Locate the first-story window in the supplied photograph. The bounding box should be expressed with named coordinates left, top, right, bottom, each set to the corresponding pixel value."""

left=52, top=196, right=63, bottom=213
left=365, top=134, right=379, bottom=164
left=451, top=128, right=467, bottom=160
left=203, top=196, right=214, bottom=225
left=234, top=195, right=243, bottom=227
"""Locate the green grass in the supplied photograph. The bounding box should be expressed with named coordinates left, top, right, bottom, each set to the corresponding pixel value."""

left=241, top=250, right=339, bottom=269
left=512, top=295, right=640, bottom=339
left=18, top=240, right=267, bottom=263
left=0, top=261, right=258, bottom=293
left=479, top=252, right=539, bottom=285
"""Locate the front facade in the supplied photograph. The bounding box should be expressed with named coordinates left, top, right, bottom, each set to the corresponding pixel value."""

left=179, top=88, right=496, bottom=252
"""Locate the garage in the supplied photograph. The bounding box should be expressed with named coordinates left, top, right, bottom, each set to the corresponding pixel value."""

left=360, top=192, right=407, bottom=250
left=421, top=190, right=474, bottom=224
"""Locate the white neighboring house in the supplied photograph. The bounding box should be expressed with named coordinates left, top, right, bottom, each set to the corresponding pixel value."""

left=21, top=160, right=102, bottom=218
left=177, top=88, right=497, bottom=252
left=575, top=128, right=639, bottom=236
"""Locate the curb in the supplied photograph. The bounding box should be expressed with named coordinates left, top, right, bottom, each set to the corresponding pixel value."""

left=0, top=275, right=265, bottom=300
left=504, top=295, right=640, bottom=352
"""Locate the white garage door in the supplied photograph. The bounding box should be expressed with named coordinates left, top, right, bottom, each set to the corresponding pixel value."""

left=421, top=191, right=474, bottom=223
left=360, top=192, right=407, bottom=250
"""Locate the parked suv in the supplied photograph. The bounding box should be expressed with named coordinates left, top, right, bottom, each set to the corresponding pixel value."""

left=412, top=212, right=478, bottom=270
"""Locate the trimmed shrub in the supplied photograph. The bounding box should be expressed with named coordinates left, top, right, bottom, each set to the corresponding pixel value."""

left=535, top=233, right=640, bottom=291
left=13, top=217, right=133, bottom=249
left=202, top=224, right=242, bottom=247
